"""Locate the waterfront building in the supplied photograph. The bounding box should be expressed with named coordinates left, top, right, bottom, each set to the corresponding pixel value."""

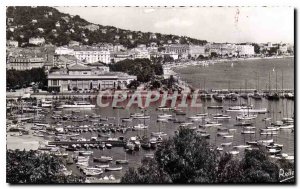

left=7, top=57, right=44, bottom=70
left=47, top=62, right=136, bottom=92
left=236, top=45, right=255, bottom=57
left=164, top=44, right=189, bottom=58
left=279, top=44, right=288, bottom=54
left=188, top=45, right=206, bottom=59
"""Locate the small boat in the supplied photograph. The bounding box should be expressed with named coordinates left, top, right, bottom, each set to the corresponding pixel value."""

left=268, top=148, right=282, bottom=155
left=223, top=135, right=234, bottom=138
left=236, top=114, right=257, bottom=120
left=279, top=125, right=294, bottom=129
left=260, top=131, right=278, bottom=135
left=95, top=164, right=110, bottom=168
left=260, top=128, right=279, bottom=132
left=229, top=150, right=240, bottom=155
left=217, top=132, right=230, bottom=136
left=105, top=167, right=123, bottom=171
left=133, top=124, right=148, bottom=130
left=93, top=156, right=113, bottom=163
left=199, top=122, right=222, bottom=127
left=234, top=122, right=253, bottom=126
left=115, top=160, right=129, bottom=164
left=246, top=141, right=258, bottom=145
left=188, top=115, right=204, bottom=120
left=233, top=145, right=251, bottom=149
left=207, top=105, right=223, bottom=109
left=130, top=113, right=150, bottom=119
left=158, top=114, right=172, bottom=119
left=121, top=118, right=133, bottom=122
left=151, top=132, right=167, bottom=137
left=221, top=142, right=232, bottom=146
left=79, top=151, right=93, bottom=156
left=257, top=139, right=274, bottom=145
left=157, top=118, right=169, bottom=123
left=213, top=114, right=231, bottom=120
left=241, top=130, right=255, bottom=134
left=105, top=143, right=112, bottom=149
left=112, top=106, right=124, bottom=109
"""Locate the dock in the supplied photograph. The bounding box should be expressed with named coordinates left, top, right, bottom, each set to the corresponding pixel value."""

left=48, top=140, right=126, bottom=147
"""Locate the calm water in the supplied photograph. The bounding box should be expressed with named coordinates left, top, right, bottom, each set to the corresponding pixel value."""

left=173, top=57, right=294, bottom=90
left=43, top=57, right=294, bottom=180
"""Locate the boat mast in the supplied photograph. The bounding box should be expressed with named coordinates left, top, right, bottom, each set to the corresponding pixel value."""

left=268, top=72, right=271, bottom=94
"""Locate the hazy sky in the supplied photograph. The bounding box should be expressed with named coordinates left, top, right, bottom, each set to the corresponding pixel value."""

left=56, top=6, right=294, bottom=44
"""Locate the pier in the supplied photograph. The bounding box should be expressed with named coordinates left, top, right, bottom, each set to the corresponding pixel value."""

left=48, top=140, right=126, bottom=147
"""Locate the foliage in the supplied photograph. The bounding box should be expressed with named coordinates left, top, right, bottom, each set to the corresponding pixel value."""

left=127, top=80, right=140, bottom=89
left=6, top=149, right=84, bottom=184
left=6, top=6, right=207, bottom=47
left=109, top=59, right=163, bottom=82
left=7, top=68, right=47, bottom=90
left=121, top=128, right=295, bottom=184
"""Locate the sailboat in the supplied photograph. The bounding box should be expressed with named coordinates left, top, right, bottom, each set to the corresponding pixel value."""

left=115, top=150, right=129, bottom=164
left=266, top=71, right=280, bottom=100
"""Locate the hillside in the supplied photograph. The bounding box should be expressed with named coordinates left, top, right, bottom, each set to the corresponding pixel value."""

left=6, top=6, right=207, bottom=48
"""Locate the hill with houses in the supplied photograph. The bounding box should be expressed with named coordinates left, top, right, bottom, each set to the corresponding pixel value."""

left=6, top=6, right=207, bottom=48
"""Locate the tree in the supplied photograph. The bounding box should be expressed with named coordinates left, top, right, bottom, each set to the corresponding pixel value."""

left=121, top=128, right=294, bottom=184
left=127, top=80, right=140, bottom=89
left=7, top=149, right=84, bottom=184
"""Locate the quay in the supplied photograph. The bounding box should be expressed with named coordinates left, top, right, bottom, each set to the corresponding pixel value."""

left=48, top=140, right=126, bottom=147
left=211, top=88, right=294, bottom=93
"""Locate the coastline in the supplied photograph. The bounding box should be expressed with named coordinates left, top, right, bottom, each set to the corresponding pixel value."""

left=164, top=55, right=294, bottom=91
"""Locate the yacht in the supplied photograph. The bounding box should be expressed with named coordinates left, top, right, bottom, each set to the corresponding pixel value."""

left=130, top=113, right=150, bottom=119
left=236, top=114, right=257, bottom=120
left=279, top=125, right=294, bottom=129
left=93, top=156, right=113, bottom=163
left=105, top=167, right=123, bottom=171
left=58, top=101, right=95, bottom=109
left=151, top=132, right=167, bottom=137
left=199, top=121, right=222, bottom=127
left=133, top=124, right=149, bottom=130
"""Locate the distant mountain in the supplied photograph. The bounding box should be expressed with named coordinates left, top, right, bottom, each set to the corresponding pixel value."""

left=6, top=6, right=207, bottom=48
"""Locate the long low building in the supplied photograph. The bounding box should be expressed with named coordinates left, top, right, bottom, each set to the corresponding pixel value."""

left=7, top=57, right=44, bottom=70
left=47, top=62, right=137, bottom=92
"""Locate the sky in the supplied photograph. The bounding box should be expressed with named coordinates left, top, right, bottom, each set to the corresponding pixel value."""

left=56, top=6, right=294, bottom=44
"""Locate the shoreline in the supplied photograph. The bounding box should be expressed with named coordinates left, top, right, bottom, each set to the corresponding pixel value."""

left=164, top=55, right=294, bottom=69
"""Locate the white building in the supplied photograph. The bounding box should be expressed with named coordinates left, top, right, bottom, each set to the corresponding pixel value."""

left=73, top=47, right=111, bottom=64
left=188, top=45, right=206, bottom=59
left=47, top=62, right=136, bottom=92
left=236, top=45, right=255, bottom=57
